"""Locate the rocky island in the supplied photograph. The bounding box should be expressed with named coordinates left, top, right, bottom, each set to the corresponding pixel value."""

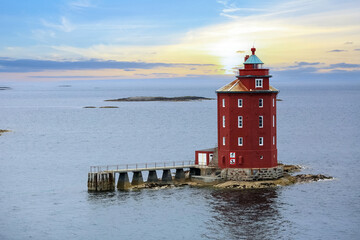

left=0, top=129, right=11, bottom=136
left=0, top=87, right=12, bottom=90
left=105, top=96, right=214, bottom=102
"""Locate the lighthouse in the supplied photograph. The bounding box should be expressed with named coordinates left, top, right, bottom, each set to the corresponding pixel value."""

left=195, top=47, right=283, bottom=180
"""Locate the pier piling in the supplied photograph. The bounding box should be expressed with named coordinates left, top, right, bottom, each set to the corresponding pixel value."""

left=162, top=169, right=172, bottom=183
left=175, top=169, right=185, bottom=182
left=132, top=171, right=144, bottom=185
left=147, top=170, right=159, bottom=183
left=117, top=172, right=131, bottom=190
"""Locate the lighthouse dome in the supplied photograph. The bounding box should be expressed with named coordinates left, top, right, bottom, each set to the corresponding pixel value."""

left=244, top=54, right=263, bottom=64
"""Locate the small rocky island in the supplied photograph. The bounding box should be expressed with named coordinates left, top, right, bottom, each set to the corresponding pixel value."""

left=0, top=129, right=11, bottom=136
left=0, top=87, right=12, bottom=90
left=105, top=96, right=214, bottom=102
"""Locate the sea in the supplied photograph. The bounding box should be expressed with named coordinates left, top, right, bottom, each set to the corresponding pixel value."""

left=0, top=78, right=359, bottom=240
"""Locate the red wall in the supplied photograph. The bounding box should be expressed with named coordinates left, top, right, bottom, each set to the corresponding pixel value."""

left=195, top=151, right=214, bottom=165
left=217, top=91, right=278, bottom=169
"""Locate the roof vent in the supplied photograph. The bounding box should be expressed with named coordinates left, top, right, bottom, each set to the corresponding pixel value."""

left=244, top=55, right=250, bottom=62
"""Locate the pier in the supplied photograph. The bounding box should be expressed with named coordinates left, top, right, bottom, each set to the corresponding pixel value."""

left=88, top=161, right=215, bottom=191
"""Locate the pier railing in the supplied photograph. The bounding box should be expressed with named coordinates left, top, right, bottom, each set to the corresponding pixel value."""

left=90, top=160, right=195, bottom=173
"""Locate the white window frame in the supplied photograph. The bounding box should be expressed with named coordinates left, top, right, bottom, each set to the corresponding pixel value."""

left=223, top=137, right=226, bottom=146
left=222, top=115, right=225, bottom=128
left=259, top=116, right=263, bottom=128
left=238, top=99, right=243, bottom=108
left=273, top=115, right=275, bottom=127
left=273, top=136, right=275, bottom=145
left=273, top=98, right=275, bottom=107
left=238, top=116, right=243, bottom=128
left=255, top=78, right=263, bottom=88
left=259, top=137, right=264, bottom=146
left=222, top=98, right=225, bottom=107
left=238, top=137, right=243, bottom=146
left=259, top=98, right=263, bottom=108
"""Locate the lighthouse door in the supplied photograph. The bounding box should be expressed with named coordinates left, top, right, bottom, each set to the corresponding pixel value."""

left=198, top=153, right=207, bottom=166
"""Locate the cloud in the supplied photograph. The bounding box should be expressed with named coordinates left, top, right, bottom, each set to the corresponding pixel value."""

left=344, top=41, right=353, bottom=44
left=68, top=0, right=96, bottom=9
left=328, top=49, right=347, bottom=52
left=29, top=75, right=101, bottom=79
left=42, top=17, right=75, bottom=32
left=295, top=61, right=321, bottom=66
left=286, top=61, right=322, bottom=69
left=328, top=63, right=360, bottom=68
left=276, top=61, right=360, bottom=74
left=0, top=58, right=215, bottom=73
left=354, top=49, right=360, bottom=51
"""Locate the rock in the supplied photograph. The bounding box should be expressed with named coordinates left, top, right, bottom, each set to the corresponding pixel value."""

left=213, top=173, right=333, bottom=189
left=282, top=164, right=302, bottom=173
left=105, top=96, right=215, bottom=102
left=83, top=106, right=96, bottom=108
left=294, top=174, right=333, bottom=183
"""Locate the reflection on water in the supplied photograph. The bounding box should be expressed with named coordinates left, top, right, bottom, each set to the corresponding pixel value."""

left=206, top=189, right=290, bottom=240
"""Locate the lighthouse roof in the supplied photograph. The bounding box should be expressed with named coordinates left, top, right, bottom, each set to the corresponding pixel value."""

left=216, top=79, right=278, bottom=92
left=244, top=54, right=263, bottom=64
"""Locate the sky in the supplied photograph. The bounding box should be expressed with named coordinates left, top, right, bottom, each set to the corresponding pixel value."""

left=0, top=0, right=359, bottom=82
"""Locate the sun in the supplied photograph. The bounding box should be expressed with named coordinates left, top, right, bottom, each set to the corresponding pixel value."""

left=206, top=39, right=249, bottom=74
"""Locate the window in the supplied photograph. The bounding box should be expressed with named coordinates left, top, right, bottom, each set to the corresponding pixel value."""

left=273, top=115, right=275, bottom=127
left=273, top=98, right=275, bottom=107
left=222, top=115, right=225, bottom=128
left=273, top=136, right=275, bottom=145
left=255, top=78, right=263, bottom=88
left=259, top=98, right=263, bottom=108
left=259, top=116, right=263, bottom=128
left=238, top=116, right=243, bottom=128
left=238, top=137, right=243, bottom=146
left=259, top=137, right=264, bottom=146
left=222, top=98, right=225, bottom=107
left=238, top=99, right=243, bottom=108
left=223, top=137, right=226, bottom=146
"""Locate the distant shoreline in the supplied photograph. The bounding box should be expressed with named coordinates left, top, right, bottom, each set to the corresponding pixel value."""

left=105, top=96, right=215, bottom=102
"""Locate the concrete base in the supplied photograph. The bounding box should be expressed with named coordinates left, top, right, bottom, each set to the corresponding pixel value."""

left=132, top=171, right=144, bottom=185
left=147, top=170, right=159, bottom=183
left=117, top=172, right=131, bottom=190
left=88, top=172, right=115, bottom=191
left=191, top=175, right=224, bottom=184
left=161, top=169, right=172, bottom=183
left=175, top=169, right=185, bottom=182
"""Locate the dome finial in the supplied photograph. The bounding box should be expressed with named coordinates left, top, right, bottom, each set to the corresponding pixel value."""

left=251, top=47, right=256, bottom=55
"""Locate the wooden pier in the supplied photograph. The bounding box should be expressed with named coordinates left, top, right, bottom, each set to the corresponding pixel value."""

left=88, top=161, right=212, bottom=191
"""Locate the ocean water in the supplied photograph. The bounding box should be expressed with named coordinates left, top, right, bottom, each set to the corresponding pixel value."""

left=0, top=79, right=359, bottom=240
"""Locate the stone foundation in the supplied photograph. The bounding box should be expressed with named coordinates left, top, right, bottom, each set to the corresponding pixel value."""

left=222, top=165, right=283, bottom=181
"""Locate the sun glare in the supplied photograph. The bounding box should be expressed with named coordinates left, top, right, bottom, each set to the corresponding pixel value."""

left=206, top=40, right=249, bottom=74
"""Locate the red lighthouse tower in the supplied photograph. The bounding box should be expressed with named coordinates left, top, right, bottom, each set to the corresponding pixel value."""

left=216, top=48, right=282, bottom=179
